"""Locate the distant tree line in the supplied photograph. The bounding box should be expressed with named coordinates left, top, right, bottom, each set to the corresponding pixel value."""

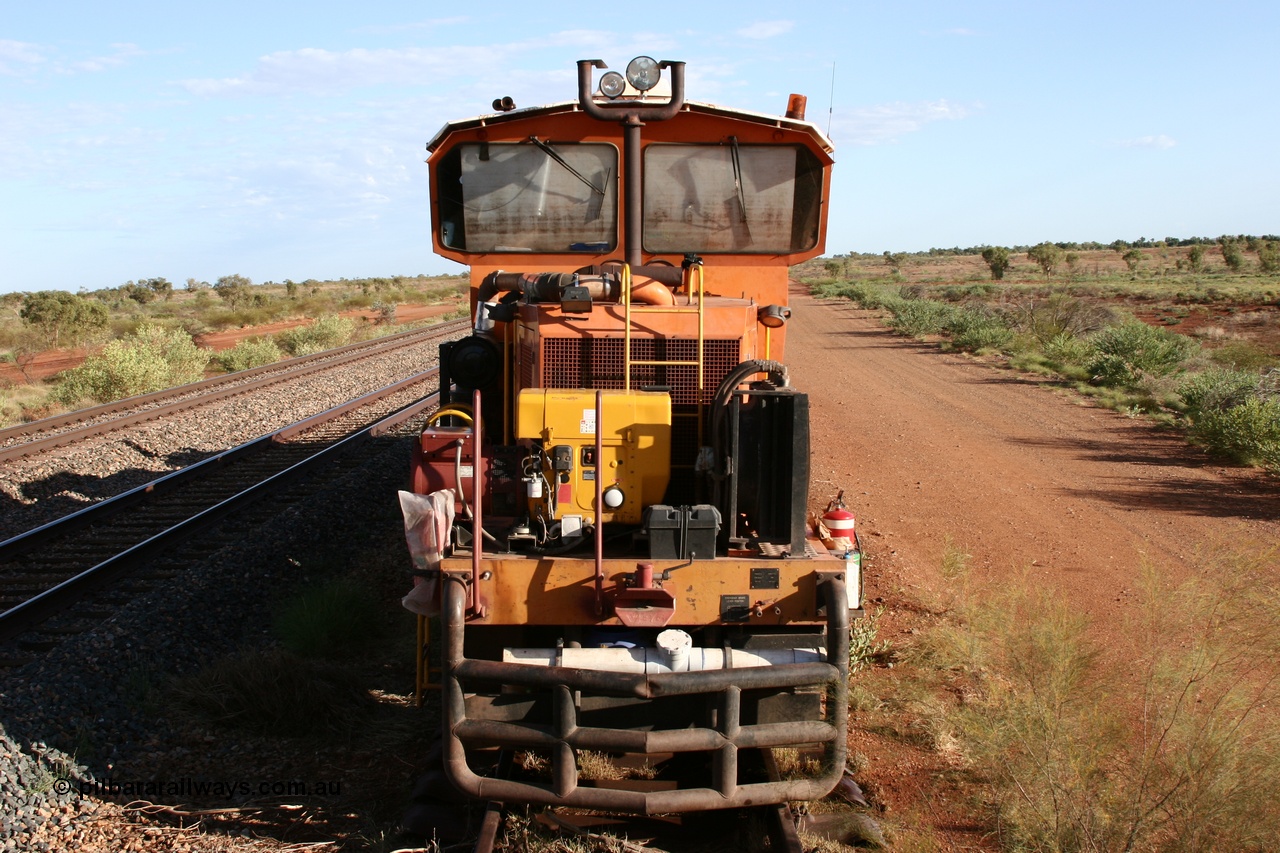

left=831, top=234, right=1280, bottom=259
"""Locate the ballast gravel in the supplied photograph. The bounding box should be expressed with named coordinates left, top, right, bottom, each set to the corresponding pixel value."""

left=0, top=418, right=426, bottom=852
left=0, top=327, right=467, bottom=851
left=0, top=330, right=460, bottom=542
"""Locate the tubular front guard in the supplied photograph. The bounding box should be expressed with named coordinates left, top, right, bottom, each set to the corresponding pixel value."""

left=440, top=573, right=850, bottom=813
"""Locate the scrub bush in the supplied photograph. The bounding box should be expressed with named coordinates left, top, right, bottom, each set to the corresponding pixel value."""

left=1178, top=367, right=1259, bottom=416
left=277, top=314, right=355, bottom=356
left=1190, top=396, right=1280, bottom=470
left=946, top=306, right=1014, bottom=353
left=1009, top=294, right=1117, bottom=344
left=888, top=299, right=955, bottom=337
left=215, top=337, right=283, bottom=373
left=1086, top=321, right=1197, bottom=386
left=53, top=324, right=210, bottom=405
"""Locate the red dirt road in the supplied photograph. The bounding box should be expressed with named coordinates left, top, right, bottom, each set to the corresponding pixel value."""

left=787, top=288, right=1280, bottom=845
left=791, top=289, right=1279, bottom=619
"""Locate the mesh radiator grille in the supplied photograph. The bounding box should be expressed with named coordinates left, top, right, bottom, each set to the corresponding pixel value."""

left=541, top=338, right=741, bottom=406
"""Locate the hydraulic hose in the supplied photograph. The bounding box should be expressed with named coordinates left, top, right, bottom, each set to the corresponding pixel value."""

left=709, top=359, right=791, bottom=502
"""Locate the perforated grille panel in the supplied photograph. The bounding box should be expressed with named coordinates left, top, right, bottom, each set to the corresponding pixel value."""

left=541, top=338, right=741, bottom=406
left=519, top=339, right=537, bottom=389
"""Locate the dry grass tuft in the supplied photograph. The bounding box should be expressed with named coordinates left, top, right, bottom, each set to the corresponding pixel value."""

left=900, top=542, right=1280, bottom=852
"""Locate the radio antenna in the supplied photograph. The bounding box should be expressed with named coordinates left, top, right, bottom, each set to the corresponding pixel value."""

left=827, top=61, right=836, bottom=137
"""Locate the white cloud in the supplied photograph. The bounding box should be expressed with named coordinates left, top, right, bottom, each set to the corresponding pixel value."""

left=1114, top=134, right=1176, bottom=150
left=1, top=39, right=150, bottom=77
left=353, top=17, right=470, bottom=35
left=736, top=21, right=794, bottom=40
left=180, top=46, right=498, bottom=96
left=831, top=100, right=973, bottom=145
left=71, top=43, right=147, bottom=73
left=179, top=33, right=680, bottom=98
left=0, top=39, right=47, bottom=75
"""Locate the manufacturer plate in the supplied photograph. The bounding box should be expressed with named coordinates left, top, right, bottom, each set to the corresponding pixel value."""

left=750, top=568, right=780, bottom=589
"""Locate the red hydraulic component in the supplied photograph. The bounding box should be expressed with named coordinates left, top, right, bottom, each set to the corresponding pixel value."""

left=612, top=562, right=676, bottom=628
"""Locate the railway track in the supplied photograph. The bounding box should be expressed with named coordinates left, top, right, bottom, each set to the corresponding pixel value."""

left=0, top=318, right=468, bottom=464
left=0, top=368, right=444, bottom=663
left=0, top=317, right=822, bottom=851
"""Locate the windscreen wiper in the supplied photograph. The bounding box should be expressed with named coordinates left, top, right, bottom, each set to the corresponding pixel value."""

left=729, top=136, right=749, bottom=223
left=528, top=136, right=606, bottom=196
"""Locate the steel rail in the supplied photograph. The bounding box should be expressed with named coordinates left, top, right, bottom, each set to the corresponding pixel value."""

left=0, top=318, right=467, bottom=463
left=0, top=367, right=442, bottom=562
left=0, top=381, right=445, bottom=644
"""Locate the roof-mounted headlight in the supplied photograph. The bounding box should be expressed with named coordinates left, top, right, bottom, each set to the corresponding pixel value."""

left=626, top=56, right=661, bottom=92
left=599, top=71, right=626, bottom=99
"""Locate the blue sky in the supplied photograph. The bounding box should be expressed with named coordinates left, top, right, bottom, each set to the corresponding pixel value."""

left=3, top=1, right=1277, bottom=294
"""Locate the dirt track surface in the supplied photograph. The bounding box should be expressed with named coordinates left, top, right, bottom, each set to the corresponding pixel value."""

left=787, top=287, right=1280, bottom=844
left=790, top=288, right=1279, bottom=618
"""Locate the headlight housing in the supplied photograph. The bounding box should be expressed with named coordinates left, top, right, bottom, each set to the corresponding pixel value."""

left=599, top=71, right=626, bottom=99
left=626, top=56, right=661, bottom=92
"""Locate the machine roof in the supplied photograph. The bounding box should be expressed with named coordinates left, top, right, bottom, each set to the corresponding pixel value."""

left=426, top=99, right=835, bottom=156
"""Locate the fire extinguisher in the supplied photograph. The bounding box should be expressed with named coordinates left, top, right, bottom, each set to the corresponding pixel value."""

left=822, top=490, right=856, bottom=545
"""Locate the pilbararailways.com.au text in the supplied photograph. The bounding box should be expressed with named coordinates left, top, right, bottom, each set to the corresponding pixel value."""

left=53, top=777, right=342, bottom=799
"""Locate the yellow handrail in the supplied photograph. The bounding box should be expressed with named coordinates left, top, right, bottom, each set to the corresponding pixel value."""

left=621, top=262, right=706, bottom=450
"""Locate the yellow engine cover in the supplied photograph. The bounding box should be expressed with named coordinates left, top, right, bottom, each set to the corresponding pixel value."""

left=516, top=389, right=671, bottom=524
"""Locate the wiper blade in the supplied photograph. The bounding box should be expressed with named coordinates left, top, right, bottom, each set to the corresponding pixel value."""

left=729, top=136, right=748, bottom=224
left=528, top=136, right=606, bottom=196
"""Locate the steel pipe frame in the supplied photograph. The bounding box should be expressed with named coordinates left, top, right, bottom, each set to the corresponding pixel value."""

left=575, top=59, right=686, bottom=270
left=441, top=572, right=850, bottom=814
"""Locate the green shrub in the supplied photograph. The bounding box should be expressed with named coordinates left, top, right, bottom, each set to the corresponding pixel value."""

left=1009, top=294, right=1117, bottom=343
left=277, top=314, right=355, bottom=356
left=980, top=246, right=1011, bottom=280
left=811, top=279, right=902, bottom=310
left=946, top=307, right=1014, bottom=352
left=338, top=293, right=375, bottom=310
left=1220, top=240, right=1245, bottom=272
left=1259, top=241, right=1280, bottom=273
left=1042, top=332, right=1094, bottom=367
left=1086, top=321, right=1197, bottom=386
left=808, top=281, right=853, bottom=299
left=939, top=283, right=998, bottom=302
left=1188, top=244, right=1205, bottom=272
left=1208, top=340, right=1279, bottom=372
left=1190, top=396, right=1280, bottom=470
left=53, top=324, right=210, bottom=405
left=1027, top=242, right=1065, bottom=275
left=849, top=606, right=890, bottom=674
left=888, top=299, right=955, bottom=337
left=215, top=337, right=283, bottom=372
left=1178, top=368, right=1259, bottom=415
